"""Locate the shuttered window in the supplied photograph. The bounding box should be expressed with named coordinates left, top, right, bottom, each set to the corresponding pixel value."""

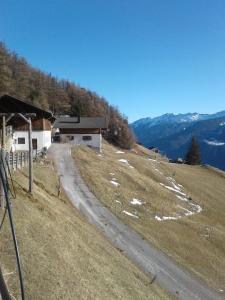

left=18, top=138, right=25, bottom=144
left=82, top=136, right=92, bottom=141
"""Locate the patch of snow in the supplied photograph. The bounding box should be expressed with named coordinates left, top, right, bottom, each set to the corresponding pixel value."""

left=190, top=203, right=202, bottom=213
left=160, top=183, right=186, bottom=196
left=184, top=210, right=194, bottom=216
left=130, top=198, right=144, bottom=205
left=110, top=181, right=120, bottom=187
left=154, top=168, right=163, bottom=175
left=190, top=114, right=199, bottom=121
left=98, top=154, right=103, bottom=157
left=115, top=200, right=122, bottom=204
left=171, top=181, right=181, bottom=191
left=176, top=195, right=188, bottom=202
left=155, top=171, right=203, bottom=222
left=148, top=158, right=157, bottom=162
left=122, top=210, right=139, bottom=219
left=118, top=158, right=134, bottom=169
left=155, top=215, right=179, bottom=221
left=116, top=151, right=125, bottom=154
left=109, top=172, right=115, bottom=176
left=178, top=206, right=194, bottom=216
left=118, top=159, right=129, bottom=164
left=112, top=177, right=117, bottom=181
left=204, top=140, right=225, bottom=146
left=166, top=177, right=181, bottom=190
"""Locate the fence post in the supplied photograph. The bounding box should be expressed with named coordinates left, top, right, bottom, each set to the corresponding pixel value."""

left=16, top=153, right=18, bottom=170
left=9, top=153, right=12, bottom=171
left=20, top=152, right=22, bottom=169
left=12, top=152, right=15, bottom=171
left=7, top=153, right=10, bottom=172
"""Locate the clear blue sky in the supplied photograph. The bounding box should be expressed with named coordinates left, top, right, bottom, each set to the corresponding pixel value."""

left=1, top=0, right=225, bottom=122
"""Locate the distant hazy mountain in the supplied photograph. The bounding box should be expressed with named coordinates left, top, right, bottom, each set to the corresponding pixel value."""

left=131, top=111, right=225, bottom=171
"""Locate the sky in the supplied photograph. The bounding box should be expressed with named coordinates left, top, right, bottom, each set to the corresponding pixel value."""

left=0, top=0, right=225, bottom=122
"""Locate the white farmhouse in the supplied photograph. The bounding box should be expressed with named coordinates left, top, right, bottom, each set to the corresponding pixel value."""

left=0, top=94, right=54, bottom=153
left=12, top=118, right=52, bottom=153
left=53, top=116, right=108, bottom=152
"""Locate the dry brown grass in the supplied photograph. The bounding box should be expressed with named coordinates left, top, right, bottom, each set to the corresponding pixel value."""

left=73, top=141, right=225, bottom=293
left=0, top=159, right=169, bottom=299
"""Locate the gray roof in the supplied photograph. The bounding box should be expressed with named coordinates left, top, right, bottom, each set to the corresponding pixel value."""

left=53, top=117, right=108, bottom=129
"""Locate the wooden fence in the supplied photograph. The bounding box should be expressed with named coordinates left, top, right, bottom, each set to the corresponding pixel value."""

left=6, top=152, right=29, bottom=171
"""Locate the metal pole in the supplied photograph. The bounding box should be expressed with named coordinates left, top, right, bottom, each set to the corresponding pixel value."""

left=0, top=117, right=6, bottom=208
left=28, top=118, right=33, bottom=194
left=2, top=116, right=5, bottom=149
left=17, top=114, right=34, bottom=194
left=0, top=267, right=11, bottom=300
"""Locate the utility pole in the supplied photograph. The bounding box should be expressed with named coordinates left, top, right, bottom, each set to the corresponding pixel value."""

left=28, top=117, right=33, bottom=194
left=18, top=114, right=34, bottom=194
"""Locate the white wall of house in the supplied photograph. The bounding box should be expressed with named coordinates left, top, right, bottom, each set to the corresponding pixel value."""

left=12, top=131, right=52, bottom=152
left=60, top=133, right=102, bottom=151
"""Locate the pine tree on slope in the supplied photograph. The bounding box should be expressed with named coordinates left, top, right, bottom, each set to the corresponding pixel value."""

left=185, top=137, right=201, bottom=165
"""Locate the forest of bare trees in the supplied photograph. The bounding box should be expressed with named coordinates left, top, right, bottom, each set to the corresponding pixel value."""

left=0, top=42, right=135, bottom=149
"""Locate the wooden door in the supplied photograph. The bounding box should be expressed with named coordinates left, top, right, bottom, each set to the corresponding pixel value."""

left=32, top=138, right=37, bottom=150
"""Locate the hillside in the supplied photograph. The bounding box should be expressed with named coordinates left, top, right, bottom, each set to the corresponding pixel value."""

left=131, top=112, right=225, bottom=170
left=0, top=160, right=168, bottom=299
left=73, top=141, right=225, bottom=293
left=0, top=42, right=134, bottom=149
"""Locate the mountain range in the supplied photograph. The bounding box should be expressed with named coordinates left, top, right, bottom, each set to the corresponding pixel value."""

left=131, top=111, right=225, bottom=171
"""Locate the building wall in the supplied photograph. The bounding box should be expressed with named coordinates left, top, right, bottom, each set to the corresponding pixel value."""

left=60, top=133, right=102, bottom=151
left=13, top=118, right=52, bottom=131
left=60, top=128, right=100, bottom=134
left=12, top=131, right=52, bottom=152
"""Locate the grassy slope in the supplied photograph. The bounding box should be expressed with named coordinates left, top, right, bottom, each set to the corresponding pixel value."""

left=0, top=162, right=169, bottom=299
left=73, top=141, right=225, bottom=293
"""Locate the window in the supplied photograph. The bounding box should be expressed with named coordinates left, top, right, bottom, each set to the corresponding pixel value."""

left=18, top=137, right=25, bottom=144
left=66, top=136, right=74, bottom=141
left=82, top=136, right=92, bottom=141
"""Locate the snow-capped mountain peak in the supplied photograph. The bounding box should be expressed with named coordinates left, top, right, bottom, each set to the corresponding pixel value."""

left=131, top=111, right=225, bottom=128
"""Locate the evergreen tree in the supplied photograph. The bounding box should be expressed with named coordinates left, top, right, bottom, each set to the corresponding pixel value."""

left=0, top=42, right=13, bottom=94
left=185, top=137, right=201, bottom=165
